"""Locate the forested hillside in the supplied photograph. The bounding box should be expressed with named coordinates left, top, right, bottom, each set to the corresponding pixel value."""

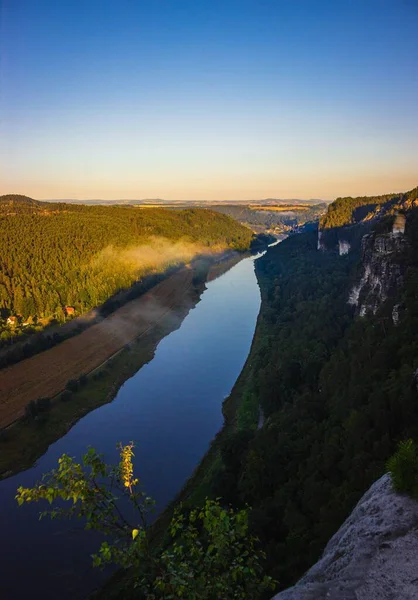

left=210, top=208, right=418, bottom=589
left=320, top=186, right=418, bottom=229
left=0, top=196, right=252, bottom=344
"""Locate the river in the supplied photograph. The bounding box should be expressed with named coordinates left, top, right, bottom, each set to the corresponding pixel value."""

left=0, top=248, right=271, bottom=600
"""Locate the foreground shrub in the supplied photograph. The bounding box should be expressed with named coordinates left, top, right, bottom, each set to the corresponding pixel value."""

left=386, top=439, right=418, bottom=498
left=16, top=443, right=276, bottom=599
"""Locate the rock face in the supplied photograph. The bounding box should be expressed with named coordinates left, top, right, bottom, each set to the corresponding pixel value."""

left=317, top=230, right=324, bottom=251
left=348, top=231, right=407, bottom=317
left=392, top=213, right=406, bottom=235
left=273, top=474, right=418, bottom=600
left=338, top=240, right=351, bottom=256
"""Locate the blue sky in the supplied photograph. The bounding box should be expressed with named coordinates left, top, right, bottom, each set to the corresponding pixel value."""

left=1, top=0, right=417, bottom=200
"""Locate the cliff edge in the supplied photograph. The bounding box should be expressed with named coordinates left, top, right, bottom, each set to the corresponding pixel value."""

left=348, top=228, right=408, bottom=317
left=273, top=474, right=418, bottom=600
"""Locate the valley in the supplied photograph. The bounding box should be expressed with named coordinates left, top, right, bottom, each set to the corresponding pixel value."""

left=3, top=2, right=417, bottom=598
left=2, top=187, right=418, bottom=600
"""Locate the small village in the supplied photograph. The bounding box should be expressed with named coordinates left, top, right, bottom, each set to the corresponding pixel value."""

left=0, top=306, right=76, bottom=344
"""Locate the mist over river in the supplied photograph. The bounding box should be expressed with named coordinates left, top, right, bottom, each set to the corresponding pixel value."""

left=0, top=248, right=272, bottom=600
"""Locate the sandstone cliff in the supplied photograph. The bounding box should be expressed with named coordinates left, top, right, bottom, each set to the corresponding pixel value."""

left=317, top=186, right=417, bottom=254
left=348, top=228, right=408, bottom=318
left=273, top=473, right=418, bottom=600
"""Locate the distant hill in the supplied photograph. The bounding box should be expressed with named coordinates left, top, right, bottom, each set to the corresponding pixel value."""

left=320, top=187, right=418, bottom=230
left=30, top=196, right=327, bottom=236
left=208, top=202, right=328, bottom=234
left=0, top=194, right=44, bottom=210
left=0, top=194, right=38, bottom=203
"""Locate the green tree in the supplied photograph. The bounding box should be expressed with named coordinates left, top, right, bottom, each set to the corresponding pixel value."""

left=16, top=443, right=276, bottom=599
left=386, top=439, right=418, bottom=498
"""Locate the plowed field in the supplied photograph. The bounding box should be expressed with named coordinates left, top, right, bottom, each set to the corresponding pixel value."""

left=0, top=267, right=194, bottom=428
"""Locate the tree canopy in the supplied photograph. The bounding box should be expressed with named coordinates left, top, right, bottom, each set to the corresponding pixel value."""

left=0, top=197, right=253, bottom=345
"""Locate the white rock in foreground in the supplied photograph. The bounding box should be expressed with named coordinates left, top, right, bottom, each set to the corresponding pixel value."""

left=273, top=474, right=418, bottom=600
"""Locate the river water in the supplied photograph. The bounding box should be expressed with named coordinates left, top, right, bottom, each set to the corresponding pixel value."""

left=0, top=249, right=269, bottom=600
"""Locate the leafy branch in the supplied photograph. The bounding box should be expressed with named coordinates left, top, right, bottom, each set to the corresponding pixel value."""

left=16, top=442, right=276, bottom=599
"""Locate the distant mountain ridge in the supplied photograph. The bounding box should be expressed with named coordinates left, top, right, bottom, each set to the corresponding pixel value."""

left=42, top=197, right=326, bottom=206
left=0, top=194, right=43, bottom=207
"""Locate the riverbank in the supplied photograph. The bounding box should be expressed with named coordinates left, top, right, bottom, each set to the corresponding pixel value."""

left=0, top=302, right=202, bottom=479
left=0, top=267, right=177, bottom=370
left=0, top=262, right=211, bottom=478
left=0, top=267, right=196, bottom=429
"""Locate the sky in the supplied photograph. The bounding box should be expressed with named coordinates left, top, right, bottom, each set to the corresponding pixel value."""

left=0, top=0, right=417, bottom=201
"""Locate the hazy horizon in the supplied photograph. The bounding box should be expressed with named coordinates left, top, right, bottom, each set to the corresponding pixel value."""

left=1, top=0, right=417, bottom=200
left=39, top=196, right=329, bottom=203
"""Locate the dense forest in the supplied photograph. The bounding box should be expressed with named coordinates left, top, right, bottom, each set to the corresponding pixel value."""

left=210, top=207, right=418, bottom=589
left=0, top=195, right=253, bottom=344
left=320, top=186, right=418, bottom=229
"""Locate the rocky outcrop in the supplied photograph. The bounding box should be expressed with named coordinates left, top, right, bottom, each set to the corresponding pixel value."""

left=392, top=213, right=406, bottom=235
left=317, top=205, right=409, bottom=316
left=348, top=231, right=408, bottom=317
left=338, top=240, right=351, bottom=256
left=318, top=187, right=417, bottom=253
left=317, top=221, right=373, bottom=254
left=273, top=474, right=418, bottom=600
left=317, top=230, right=324, bottom=251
